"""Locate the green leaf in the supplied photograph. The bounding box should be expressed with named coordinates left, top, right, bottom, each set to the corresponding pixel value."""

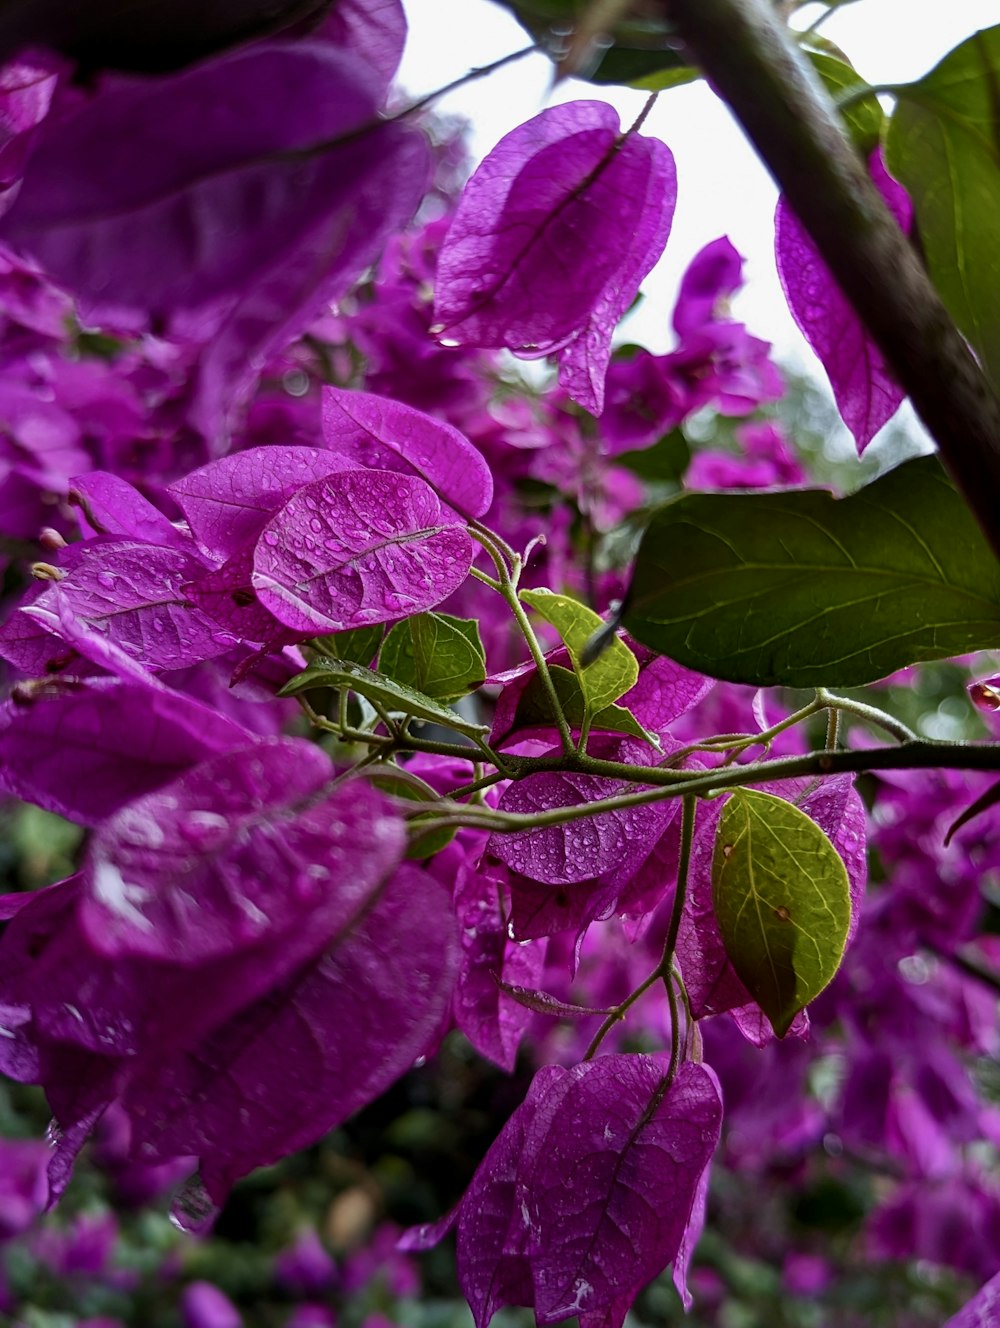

left=616, top=427, right=691, bottom=485
left=366, top=766, right=456, bottom=861
left=588, top=50, right=697, bottom=91
left=520, top=588, right=638, bottom=716
left=623, top=456, right=1000, bottom=686
left=808, top=51, right=884, bottom=155
left=712, top=789, right=852, bottom=1037
left=309, top=625, right=383, bottom=668
left=515, top=664, right=659, bottom=746
left=490, top=0, right=695, bottom=90
left=279, top=658, right=488, bottom=738
left=378, top=613, right=486, bottom=703
left=886, top=25, right=1000, bottom=388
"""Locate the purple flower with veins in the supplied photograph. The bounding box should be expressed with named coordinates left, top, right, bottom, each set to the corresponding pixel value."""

left=406, top=1056, right=722, bottom=1326
left=434, top=100, right=676, bottom=415
left=776, top=149, right=911, bottom=452
left=601, top=237, right=783, bottom=453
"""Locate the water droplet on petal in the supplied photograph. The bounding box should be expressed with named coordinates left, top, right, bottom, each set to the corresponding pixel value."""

left=170, top=1174, right=219, bottom=1235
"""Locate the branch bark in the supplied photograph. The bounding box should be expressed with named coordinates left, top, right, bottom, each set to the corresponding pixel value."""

left=663, top=0, right=1000, bottom=562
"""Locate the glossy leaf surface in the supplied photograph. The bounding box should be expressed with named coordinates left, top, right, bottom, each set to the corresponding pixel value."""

left=520, top=589, right=637, bottom=718
left=712, top=788, right=852, bottom=1037
left=886, top=25, right=1000, bottom=388
left=280, top=657, right=489, bottom=738
left=379, top=612, right=486, bottom=702
left=625, top=457, right=1000, bottom=686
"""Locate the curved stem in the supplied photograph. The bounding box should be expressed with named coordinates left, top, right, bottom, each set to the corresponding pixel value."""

left=583, top=965, right=664, bottom=1061
left=475, top=533, right=575, bottom=754
left=816, top=689, right=917, bottom=743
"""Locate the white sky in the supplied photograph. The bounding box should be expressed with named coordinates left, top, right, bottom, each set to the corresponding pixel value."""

left=398, top=1, right=997, bottom=449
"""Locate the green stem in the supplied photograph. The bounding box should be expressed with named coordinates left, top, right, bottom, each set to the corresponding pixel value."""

left=583, top=965, right=664, bottom=1061
left=666, top=696, right=824, bottom=766
left=661, top=795, right=696, bottom=970
left=409, top=740, right=1000, bottom=836
left=469, top=566, right=501, bottom=591
left=826, top=703, right=841, bottom=751
left=447, top=769, right=509, bottom=800
left=816, top=689, right=917, bottom=743
left=475, top=533, right=575, bottom=754
left=583, top=795, right=695, bottom=1065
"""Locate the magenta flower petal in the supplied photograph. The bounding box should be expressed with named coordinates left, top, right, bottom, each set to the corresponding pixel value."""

left=80, top=737, right=404, bottom=964
left=454, top=1057, right=721, bottom=1328
left=123, top=863, right=458, bottom=1204
left=316, top=0, right=406, bottom=99
left=487, top=739, right=669, bottom=886
left=434, top=100, right=676, bottom=415
left=672, top=236, right=743, bottom=337
left=69, top=472, right=189, bottom=549
left=453, top=861, right=548, bottom=1071
left=183, top=548, right=297, bottom=650
left=24, top=542, right=237, bottom=672
left=322, top=387, right=493, bottom=518
left=0, top=676, right=248, bottom=825
left=0, top=42, right=423, bottom=317
left=170, top=446, right=357, bottom=562
left=251, top=470, right=473, bottom=634
left=187, top=123, right=428, bottom=440
left=775, top=150, right=911, bottom=452
left=945, top=1270, right=1000, bottom=1327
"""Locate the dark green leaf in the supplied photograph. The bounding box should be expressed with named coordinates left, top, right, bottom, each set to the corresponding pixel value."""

left=616, top=428, right=691, bottom=484
left=624, top=457, right=1000, bottom=686
left=808, top=51, right=884, bottom=155
left=366, top=766, right=456, bottom=861
left=587, top=50, right=696, bottom=90
left=712, top=789, right=852, bottom=1037
left=490, top=0, right=694, bottom=90
left=310, top=625, right=383, bottom=668
left=279, top=658, right=488, bottom=738
left=378, top=613, right=486, bottom=703
left=886, top=25, right=1000, bottom=388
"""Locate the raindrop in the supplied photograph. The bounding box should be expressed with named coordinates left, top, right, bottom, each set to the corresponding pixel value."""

left=170, top=1174, right=219, bottom=1235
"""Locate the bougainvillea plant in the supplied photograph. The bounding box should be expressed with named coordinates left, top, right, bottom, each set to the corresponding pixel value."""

left=0, top=0, right=998, bottom=1324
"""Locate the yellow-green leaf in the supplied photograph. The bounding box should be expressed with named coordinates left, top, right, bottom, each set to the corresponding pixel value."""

left=712, top=789, right=852, bottom=1037
left=520, top=588, right=638, bottom=718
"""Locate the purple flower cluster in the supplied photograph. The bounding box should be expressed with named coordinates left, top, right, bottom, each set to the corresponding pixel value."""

left=0, top=5, right=994, bottom=1326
